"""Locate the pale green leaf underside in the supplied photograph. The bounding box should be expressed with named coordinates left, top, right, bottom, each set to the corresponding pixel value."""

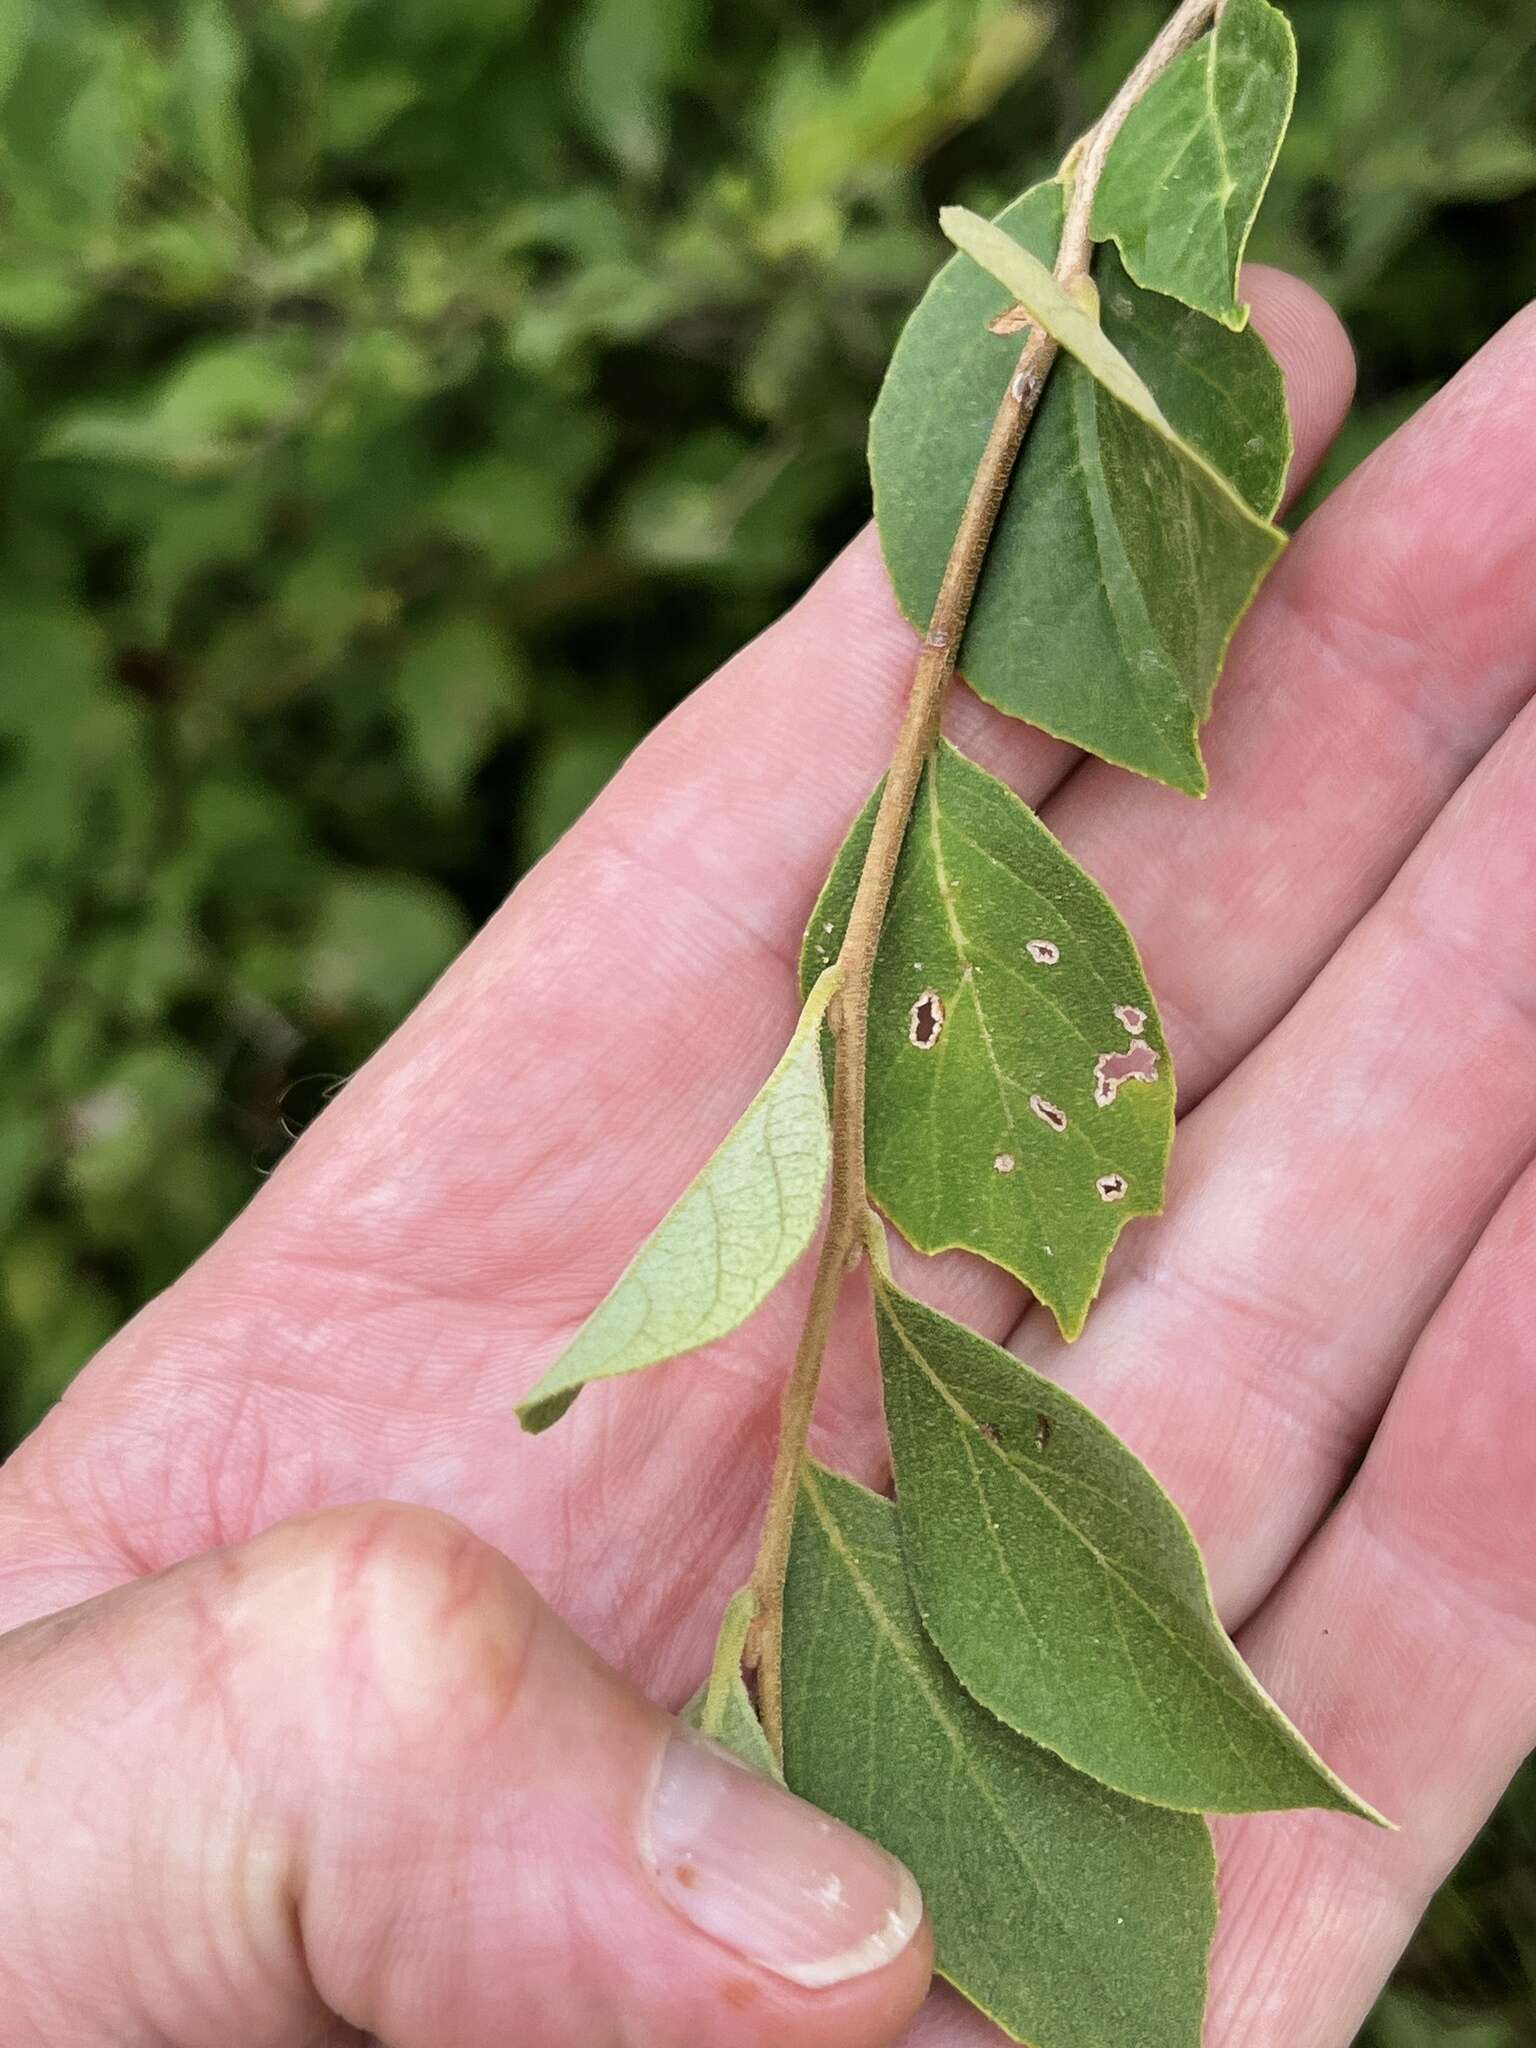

left=939, top=207, right=1174, bottom=429
left=803, top=742, right=1172, bottom=1336
left=871, top=179, right=1288, bottom=793
left=1092, top=0, right=1297, bottom=330
left=783, top=1463, right=1216, bottom=2048
left=516, top=971, right=838, bottom=1432
left=682, top=1587, right=782, bottom=1780
left=876, top=1282, right=1384, bottom=1820
left=683, top=1672, right=780, bottom=1779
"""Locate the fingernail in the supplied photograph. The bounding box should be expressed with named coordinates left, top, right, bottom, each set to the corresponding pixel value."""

left=641, top=1730, right=923, bottom=1989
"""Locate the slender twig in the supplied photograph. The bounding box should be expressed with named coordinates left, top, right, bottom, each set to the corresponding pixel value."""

left=745, top=0, right=1220, bottom=1762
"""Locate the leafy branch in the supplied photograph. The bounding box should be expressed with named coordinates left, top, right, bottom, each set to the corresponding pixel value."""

left=743, top=0, right=1222, bottom=1762
left=517, top=4, right=1380, bottom=2040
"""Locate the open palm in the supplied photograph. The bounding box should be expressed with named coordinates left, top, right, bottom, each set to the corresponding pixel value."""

left=4, top=269, right=1535, bottom=2048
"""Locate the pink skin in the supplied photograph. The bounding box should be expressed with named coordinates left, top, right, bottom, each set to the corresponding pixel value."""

left=2, top=267, right=1536, bottom=2046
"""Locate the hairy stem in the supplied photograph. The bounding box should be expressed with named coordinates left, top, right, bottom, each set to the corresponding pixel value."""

left=746, top=0, right=1219, bottom=1763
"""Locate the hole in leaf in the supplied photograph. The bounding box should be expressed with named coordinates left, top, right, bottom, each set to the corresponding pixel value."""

left=909, top=991, right=945, bottom=1049
left=1093, top=1039, right=1160, bottom=1108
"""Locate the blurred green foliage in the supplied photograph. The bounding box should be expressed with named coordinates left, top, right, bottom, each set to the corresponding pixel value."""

left=0, top=2, right=1533, bottom=2034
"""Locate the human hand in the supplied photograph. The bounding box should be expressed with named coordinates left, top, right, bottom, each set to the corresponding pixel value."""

left=2, top=267, right=1534, bottom=2048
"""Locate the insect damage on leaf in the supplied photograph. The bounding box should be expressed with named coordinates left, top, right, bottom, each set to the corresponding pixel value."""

left=908, top=989, right=945, bottom=1048
left=515, top=969, right=840, bottom=1432
left=871, top=178, right=1289, bottom=793
left=783, top=1464, right=1218, bottom=2048
left=1093, top=1034, right=1161, bottom=1107
left=873, top=1281, right=1387, bottom=1821
left=801, top=743, right=1174, bottom=1337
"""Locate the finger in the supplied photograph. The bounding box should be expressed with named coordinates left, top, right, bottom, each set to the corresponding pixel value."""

left=1034, top=301, right=1536, bottom=1119
left=0, top=1502, right=930, bottom=2048
left=1015, top=684, right=1536, bottom=1626
left=1243, top=263, right=1357, bottom=504
left=1205, top=1159, right=1536, bottom=2047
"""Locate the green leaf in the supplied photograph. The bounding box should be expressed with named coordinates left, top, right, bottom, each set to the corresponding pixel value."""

left=875, top=1279, right=1385, bottom=1819
left=939, top=206, right=1171, bottom=423
left=306, top=873, right=470, bottom=1022
left=521, top=723, right=643, bottom=864
left=389, top=613, right=528, bottom=805
left=682, top=1588, right=782, bottom=1780
left=178, top=0, right=251, bottom=211
left=784, top=1464, right=1217, bottom=2048
left=803, top=742, right=1173, bottom=1337
left=683, top=1671, right=780, bottom=1779
left=0, top=0, right=35, bottom=104
left=1091, top=0, right=1297, bottom=330
left=871, top=179, right=1287, bottom=793
left=570, top=0, right=703, bottom=179
left=517, top=972, right=840, bottom=1433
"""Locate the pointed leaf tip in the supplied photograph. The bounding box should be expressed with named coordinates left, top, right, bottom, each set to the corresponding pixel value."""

left=875, top=1280, right=1386, bottom=1823
left=516, top=971, right=839, bottom=1432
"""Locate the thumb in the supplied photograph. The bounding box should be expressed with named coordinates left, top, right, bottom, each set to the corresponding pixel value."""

left=0, top=1502, right=930, bottom=2048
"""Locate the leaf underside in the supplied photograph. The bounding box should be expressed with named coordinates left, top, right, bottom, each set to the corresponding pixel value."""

left=870, top=178, right=1288, bottom=793
left=783, top=1463, right=1218, bottom=2048
left=683, top=1674, right=781, bottom=1779
left=803, top=741, right=1173, bottom=1337
left=683, top=1586, right=782, bottom=1779
left=875, top=1280, right=1383, bottom=1819
left=516, top=972, right=837, bottom=1432
left=1091, top=0, right=1298, bottom=330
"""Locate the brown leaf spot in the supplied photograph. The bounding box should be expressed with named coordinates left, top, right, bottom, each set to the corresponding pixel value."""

left=1093, top=1038, right=1160, bottom=1109
left=1096, top=1173, right=1128, bottom=1203
left=1029, top=1095, right=1067, bottom=1133
left=1027, top=939, right=1060, bottom=966
left=993, top=1152, right=1016, bottom=1174
left=909, top=990, right=945, bottom=1049
left=1035, top=1412, right=1053, bottom=1453
left=979, top=1421, right=1000, bottom=1445
left=990, top=304, right=1036, bottom=338
left=1114, top=1004, right=1146, bottom=1035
